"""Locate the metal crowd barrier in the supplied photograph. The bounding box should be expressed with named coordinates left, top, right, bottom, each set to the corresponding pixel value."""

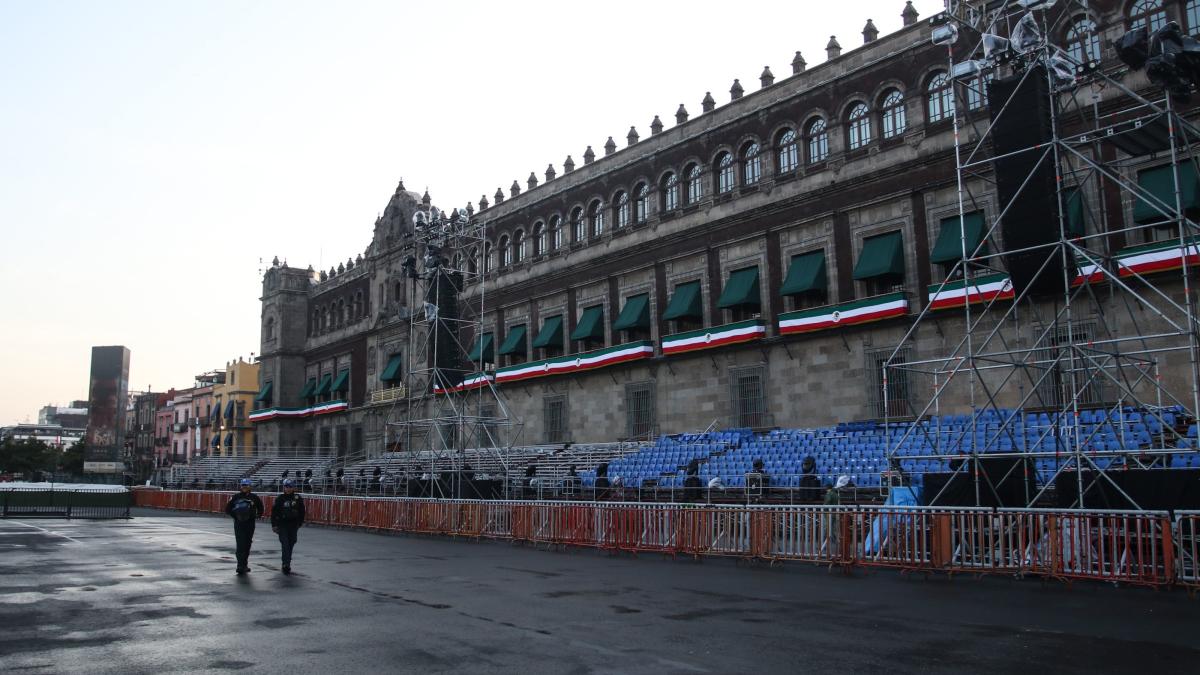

left=2, top=488, right=132, bottom=519
left=135, top=490, right=1193, bottom=588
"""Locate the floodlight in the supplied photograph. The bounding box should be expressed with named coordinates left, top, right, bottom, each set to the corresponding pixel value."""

left=932, top=23, right=959, bottom=47
left=982, top=33, right=1010, bottom=60
left=1011, top=13, right=1042, bottom=53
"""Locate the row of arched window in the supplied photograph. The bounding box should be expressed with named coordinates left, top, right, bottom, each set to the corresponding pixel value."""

left=478, top=5, right=1189, bottom=273
left=479, top=75, right=995, bottom=271
left=311, top=291, right=366, bottom=335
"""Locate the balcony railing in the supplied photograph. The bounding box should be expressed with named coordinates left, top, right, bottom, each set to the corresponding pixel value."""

left=171, top=423, right=187, bottom=433
left=369, top=386, right=406, bottom=405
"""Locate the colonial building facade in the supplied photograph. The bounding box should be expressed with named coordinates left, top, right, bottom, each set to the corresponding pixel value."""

left=252, top=1, right=1200, bottom=456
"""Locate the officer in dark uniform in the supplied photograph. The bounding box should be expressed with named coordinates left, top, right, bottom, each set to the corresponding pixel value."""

left=224, top=478, right=264, bottom=575
left=270, top=479, right=306, bottom=575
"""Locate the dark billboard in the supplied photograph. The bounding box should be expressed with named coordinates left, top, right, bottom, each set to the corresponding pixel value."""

left=85, top=346, right=130, bottom=474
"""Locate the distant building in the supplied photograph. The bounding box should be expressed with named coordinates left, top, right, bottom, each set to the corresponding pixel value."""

left=210, top=358, right=260, bottom=457
left=38, top=401, right=89, bottom=429
left=1, top=424, right=85, bottom=449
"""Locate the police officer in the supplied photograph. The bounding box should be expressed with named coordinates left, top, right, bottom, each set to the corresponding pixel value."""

left=224, top=478, right=264, bottom=575
left=271, top=479, right=306, bottom=575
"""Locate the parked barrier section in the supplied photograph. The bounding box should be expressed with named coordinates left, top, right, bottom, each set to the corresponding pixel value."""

left=136, top=491, right=1192, bottom=588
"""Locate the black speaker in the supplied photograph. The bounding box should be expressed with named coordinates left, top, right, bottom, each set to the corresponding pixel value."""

left=989, top=66, right=1074, bottom=296
left=923, top=456, right=1034, bottom=507
left=1055, top=468, right=1200, bottom=509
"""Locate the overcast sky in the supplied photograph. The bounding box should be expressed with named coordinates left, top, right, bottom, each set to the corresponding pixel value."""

left=0, top=0, right=944, bottom=424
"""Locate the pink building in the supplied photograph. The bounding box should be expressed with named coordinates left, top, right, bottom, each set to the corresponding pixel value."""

left=169, top=389, right=194, bottom=463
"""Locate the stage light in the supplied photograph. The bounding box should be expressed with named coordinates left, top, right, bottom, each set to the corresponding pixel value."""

left=1048, top=55, right=1077, bottom=88
left=932, top=23, right=959, bottom=47
left=1016, top=0, right=1056, bottom=10
left=982, top=34, right=1010, bottom=60
left=1011, top=13, right=1042, bottom=53
left=951, top=59, right=984, bottom=80
left=1116, top=29, right=1149, bottom=69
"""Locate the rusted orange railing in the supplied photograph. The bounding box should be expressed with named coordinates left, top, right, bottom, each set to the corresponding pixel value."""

left=134, top=490, right=1186, bottom=588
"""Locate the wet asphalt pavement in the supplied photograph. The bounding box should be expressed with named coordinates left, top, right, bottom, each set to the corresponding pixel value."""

left=0, top=509, right=1197, bottom=674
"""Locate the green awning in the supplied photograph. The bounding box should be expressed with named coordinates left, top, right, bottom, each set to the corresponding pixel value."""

left=611, top=294, right=650, bottom=331
left=467, top=333, right=494, bottom=362
left=930, top=212, right=986, bottom=264
left=570, top=306, right=605, bottom=342
left=779, top=251, right=827, bottom=295
left=716, top=267, right=760, bottom=309
left=497, top=324, right=527, bottom=356
left=1133, top=162, right=1200, bottom=224
left=380, top=354, right=403, bottom=383
left=298, top=377, right=317, bottom=398
left=330, top=369, right=349, bottom=394
left=313, top=373, right=333, bottom=397
left=662, top=281, right=703, bottom=320
left=531, top=315, right=563, bottom=349
left=254, top=381, right=273, bottom=403
left=853, top=231, right=905, bottom=280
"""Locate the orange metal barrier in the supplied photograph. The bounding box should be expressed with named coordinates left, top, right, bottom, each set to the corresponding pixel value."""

left=134, top=491, right=1189, bottom=589
left=1176, top=512, right=1200, bottom=592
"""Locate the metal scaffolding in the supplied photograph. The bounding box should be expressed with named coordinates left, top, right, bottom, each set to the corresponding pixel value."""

left=883, top=1, right=1200, bottom=508
left=385, top=201, right=521, bottom=498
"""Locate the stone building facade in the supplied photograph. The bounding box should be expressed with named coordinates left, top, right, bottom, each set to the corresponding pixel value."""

left=253, top=1, right=1200, bottom=455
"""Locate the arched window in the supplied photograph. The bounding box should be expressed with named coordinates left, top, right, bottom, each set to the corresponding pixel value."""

left=963, top=72, right=993, bottom=110
left=661, top=172, right=679, bottom=212
left=805, top=119, right=828, bottom=164
left=484, top=242, right=492, bottom=272
left=513, top=229, right=525, bottom=263
left=499, top=235, right=511, bottom=267
left=685, top=163, right=703, bottom=204
left=467, top=246, right=478, bottom=274
left=847, top=102, right=871, bottom=150
left=589, top=200, right=605, bottom=237
left=881, top=89, right=906, bottom=139
left=715, top=152, right=734, bottom=194
left=927, top=72, right=953, bottom=122
left=634, top=183, right=649, bottom=223
left=741, top=142, right=762, bottom=185
left=265, top=317, right=275, bottom=340
left=1129, top=0, right=1166, bottom=32
left=1066, top=18, right=1101, bottom=65
left=549, top=216, right=562, bottom=250
left=571, top=207, right=585, bottom=242
left=1189, top=0, right=1200, bottom=34
left=312, top=309, right=320, bottom=334
left=336, top=299, right=345, bottom=326
left=777, top=129, right=799, bottom=173
left=614, top=191, right=630, bottom=229
left=533, top=222, right=546, bottom=256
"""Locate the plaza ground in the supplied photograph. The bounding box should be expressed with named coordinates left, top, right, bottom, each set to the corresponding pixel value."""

left=0, top=509, right=1197, bottom=674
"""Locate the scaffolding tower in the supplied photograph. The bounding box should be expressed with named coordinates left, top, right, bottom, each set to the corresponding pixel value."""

left=386, top=202, right=521, bottom=499
left=884, top=0, right=1200, bottom=508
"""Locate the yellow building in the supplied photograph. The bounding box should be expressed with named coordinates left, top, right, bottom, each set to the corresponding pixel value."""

left=209, top=357, right=261, bottom=457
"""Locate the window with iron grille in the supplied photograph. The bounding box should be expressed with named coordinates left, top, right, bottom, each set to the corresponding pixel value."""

left=626, top=382, right=656, bottom=438
left=867, top=346, right=913, bottom=418
left=730, top=366, right=767, bottom=428
left=1033, top=322, right=1107, bottom=408
left=544, top=395, right=567, bottom=443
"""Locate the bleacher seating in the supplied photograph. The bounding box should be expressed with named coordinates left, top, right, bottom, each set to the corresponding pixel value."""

left=159, top=404, right=1200, bottom=500
left=169, top=457, right=261, bottom=490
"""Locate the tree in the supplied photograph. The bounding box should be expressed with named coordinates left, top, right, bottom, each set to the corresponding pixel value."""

left=0, top=438, right=55, bottom=476
left=59, top=441, right=85, bottom=475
